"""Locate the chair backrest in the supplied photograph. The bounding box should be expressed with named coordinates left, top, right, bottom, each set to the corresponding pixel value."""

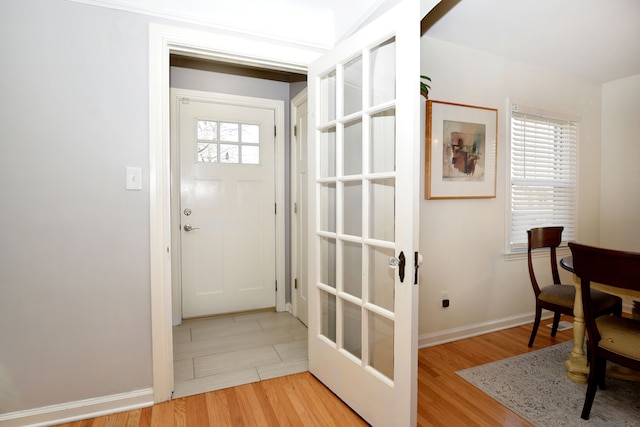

left=568, top=242, right=640, bottom=292
left=569, top=242, right=640, bottom=344
left=527, top=226, right=564, bottom=296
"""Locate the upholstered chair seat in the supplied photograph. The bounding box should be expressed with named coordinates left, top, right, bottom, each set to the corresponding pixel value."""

left=538, top=284, right=626, bottom=313
left=595, top=316, right=640, bottom=360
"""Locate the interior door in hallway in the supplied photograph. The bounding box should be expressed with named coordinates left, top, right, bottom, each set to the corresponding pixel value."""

left=178, top=97, right=276, bottom=318
left=292, top=90, right=309, bottom=326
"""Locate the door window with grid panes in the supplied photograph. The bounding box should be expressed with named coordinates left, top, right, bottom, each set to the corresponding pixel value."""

left=197, top=120, right=260, bottom=165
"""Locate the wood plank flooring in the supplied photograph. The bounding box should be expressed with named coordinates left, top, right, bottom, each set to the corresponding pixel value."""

left=417, top=318, right=574, bottom=427
left=53, top=316, right=576, bottom=426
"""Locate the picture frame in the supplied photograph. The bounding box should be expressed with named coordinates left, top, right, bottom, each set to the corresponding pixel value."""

left=425, top=100, right=498, bottom=199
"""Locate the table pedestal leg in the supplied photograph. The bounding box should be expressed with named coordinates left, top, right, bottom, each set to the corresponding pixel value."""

left=565, top=281, right=589, bottom=383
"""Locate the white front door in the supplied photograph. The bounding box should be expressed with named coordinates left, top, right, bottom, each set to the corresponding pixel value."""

left=292, top=90, right=309, bottom=326
left=307, top=0, right=425, bottom=425
left=177, top=95, right=277, bottom=318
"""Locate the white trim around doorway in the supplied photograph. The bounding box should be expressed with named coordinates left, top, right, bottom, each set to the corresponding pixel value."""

left=149, top=23, right=318, bottom=403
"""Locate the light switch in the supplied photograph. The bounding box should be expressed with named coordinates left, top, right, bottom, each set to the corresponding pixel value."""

left=125, top=167, right=142, bottom=190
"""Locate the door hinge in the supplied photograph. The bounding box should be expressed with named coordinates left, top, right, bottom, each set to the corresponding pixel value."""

left=275, top=280, right=278, bottom=291
left=275, top=203, right=277, bottom=214
left=294, top=125, right=297, bottom=137
left=274, top=126, right=277, bottom=137
left=294, top=202, right=297, bottom=214
left=294, top=278, right=298, bottom=289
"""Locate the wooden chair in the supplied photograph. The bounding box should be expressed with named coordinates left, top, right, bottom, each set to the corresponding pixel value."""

left=569, top=242, right=640, bottom=420
left=526, top=227, right=621, bottom=347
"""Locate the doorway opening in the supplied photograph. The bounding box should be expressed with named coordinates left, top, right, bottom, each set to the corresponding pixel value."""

left=149, top=21, right=321, bottom=403
left=168, top=54, right=309, bottom=398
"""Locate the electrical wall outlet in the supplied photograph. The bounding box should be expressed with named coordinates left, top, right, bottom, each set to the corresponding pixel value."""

left=441, top=291, right=450, bottom=308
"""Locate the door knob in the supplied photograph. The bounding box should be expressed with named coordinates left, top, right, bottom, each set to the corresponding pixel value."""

left=388, top=251, right=406, bottom=282
left=183, top=224, right=199, bottom=232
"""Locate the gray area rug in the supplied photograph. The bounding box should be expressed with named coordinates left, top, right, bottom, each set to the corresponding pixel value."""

left=456, top=341, right=640, bottom=426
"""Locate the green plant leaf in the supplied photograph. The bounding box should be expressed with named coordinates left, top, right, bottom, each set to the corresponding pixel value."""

left=420, top=75, right=431, bottom=98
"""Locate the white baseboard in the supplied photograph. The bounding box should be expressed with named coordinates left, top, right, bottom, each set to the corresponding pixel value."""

left=418, top=312, right=550, bottom=348
left=0, top=388, right=153, bottom=427
left=419, top=302, right=637, bottom=349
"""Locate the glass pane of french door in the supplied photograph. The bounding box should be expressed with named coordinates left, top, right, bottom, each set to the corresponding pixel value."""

left=316, top=34, right=397, bottom=382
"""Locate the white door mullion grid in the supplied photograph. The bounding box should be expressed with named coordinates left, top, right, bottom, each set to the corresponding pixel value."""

left=334, top=59, right=345, bottom=354
left=360, top=44, right=373, bottom=371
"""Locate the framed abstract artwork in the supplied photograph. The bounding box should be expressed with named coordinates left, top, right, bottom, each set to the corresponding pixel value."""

left=425, top=100, right=498, bottom=199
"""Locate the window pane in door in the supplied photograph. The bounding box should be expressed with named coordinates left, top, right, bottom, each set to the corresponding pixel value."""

left=220, top=144, right=239, bottom=163
left=370, top=108, right=396, bottom=173
left=320, top=237, right=336, bottom=289
left=344, top=55, right=363, bottom=116
left=369, top=37, right=396, bottom=107
left=320, top=70, right=336, bottom=123
left=343, top=300, right=362, bottom=359
left=368, top=246, right=394, bottom=312
left=319, top=127, right=336, bottom=178
left=368, top=312, right=394, bottom=380
left=241, top=124, right=259, bottom=143
left=320, top=290, right=336, bottom=342
left=343, top=181, right=362, bottom=237
left=220, top=122, right=239, bottom=142
left=197, top=142, right=218, bottom=163
left=343, top=241, right=362, bottom=299
left=370, top=179, right=395, bottom=242
left=242, top=146, right=259, bottom=164
left=319, top=183, right=336, bottom=232
left=197, top=120, right=217, bottom=141
left=344, top=119, right=362, bottom=176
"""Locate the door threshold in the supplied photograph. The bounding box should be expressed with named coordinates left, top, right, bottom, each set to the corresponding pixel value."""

left=181, top=306, right=277, bottom=323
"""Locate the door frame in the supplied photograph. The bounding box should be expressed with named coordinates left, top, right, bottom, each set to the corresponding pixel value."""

left=290, top=89, right=308, bottom=325
left=149, top=23, right=320, bottom=402
left=170, top=88, right=286, bottom=325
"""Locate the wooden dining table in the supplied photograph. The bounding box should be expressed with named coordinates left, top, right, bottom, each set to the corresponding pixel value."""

left=560, top=256, right=640, bottom=383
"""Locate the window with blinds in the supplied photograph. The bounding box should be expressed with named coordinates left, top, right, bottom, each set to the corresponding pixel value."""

left=509, top=104, right=578, bottom=252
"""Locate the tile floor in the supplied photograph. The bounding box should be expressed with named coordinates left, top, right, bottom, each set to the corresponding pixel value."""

left=172, top=310, right=308, bottom=398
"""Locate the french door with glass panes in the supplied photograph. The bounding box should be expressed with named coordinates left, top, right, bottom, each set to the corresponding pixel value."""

left=307, top=0, right=425, bottom=425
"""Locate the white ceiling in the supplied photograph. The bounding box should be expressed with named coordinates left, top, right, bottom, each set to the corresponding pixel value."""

left=425, top=0, right=640, bottom=83
left=75, top=0, right=640, bottom=83
left=72, top=0, right=386, bottom=49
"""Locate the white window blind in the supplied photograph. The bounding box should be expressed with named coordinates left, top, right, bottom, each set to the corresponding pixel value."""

left=510, top=104, right=578, bottom=251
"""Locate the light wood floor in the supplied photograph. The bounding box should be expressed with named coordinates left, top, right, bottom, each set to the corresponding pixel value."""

left=53, top=316, right=575, bottom=426
left=172, top=310, right=308, bottom=398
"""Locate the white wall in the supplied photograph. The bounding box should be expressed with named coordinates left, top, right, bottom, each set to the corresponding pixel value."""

left=0, top=0, right=317, bottom=420
left=0, top=0, right=153, bottom=414
left=600, top=74, right=640, bottom=252
left=418, top=37, right=603, bottom=341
